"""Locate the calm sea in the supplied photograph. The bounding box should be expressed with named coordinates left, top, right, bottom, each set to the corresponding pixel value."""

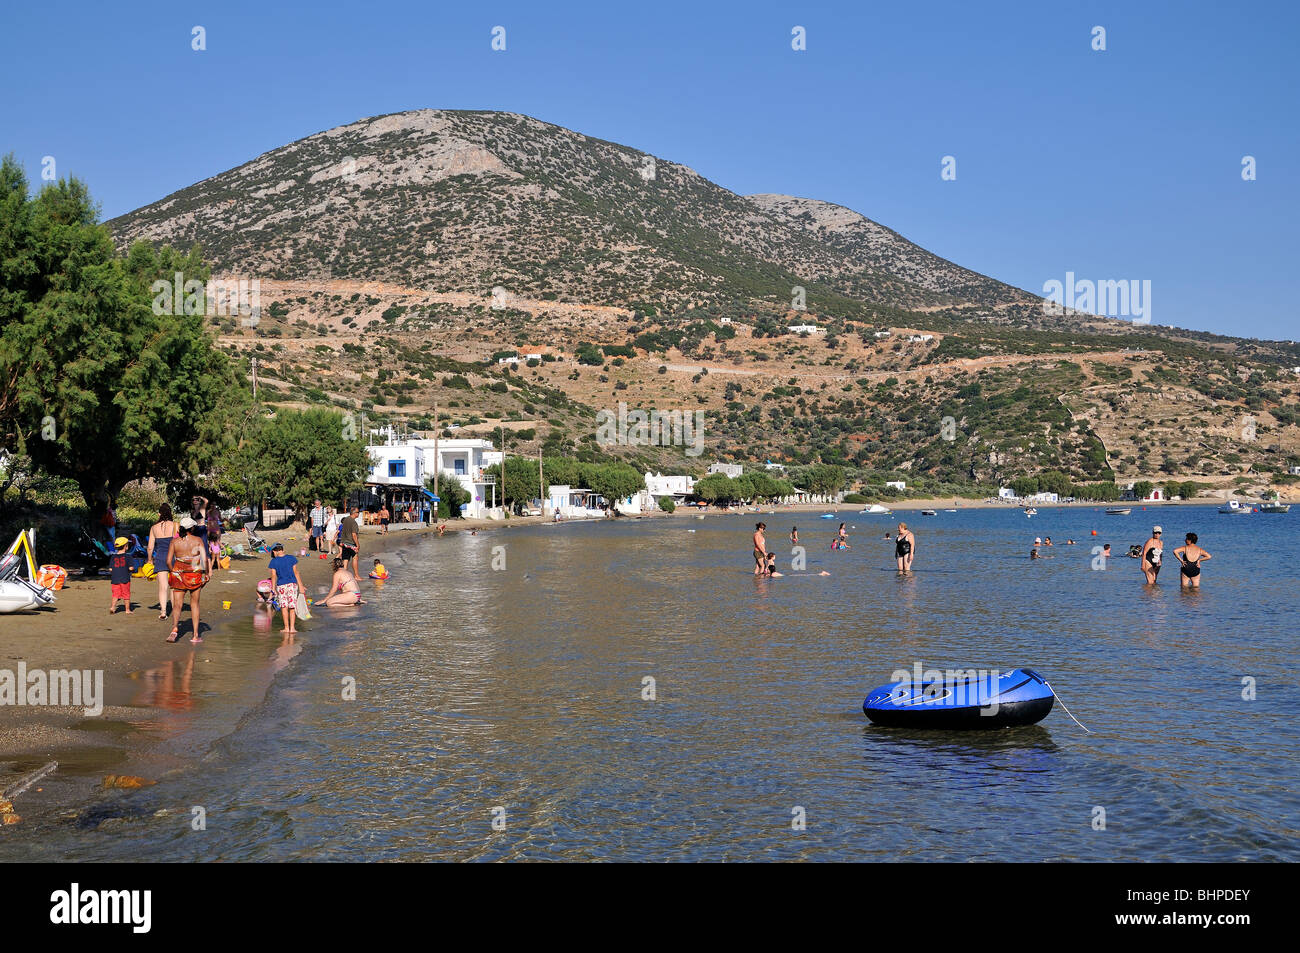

left=5, top=505, right=1297, bottom=861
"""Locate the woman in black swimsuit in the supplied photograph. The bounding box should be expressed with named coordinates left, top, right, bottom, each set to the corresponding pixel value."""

left=1173, top=532, right=1211, bottom=589
left=894, top=522, right=915, bottom=572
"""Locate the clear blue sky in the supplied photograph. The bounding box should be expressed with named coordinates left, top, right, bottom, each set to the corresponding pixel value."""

left=4, top=0, right=1296, bottom=340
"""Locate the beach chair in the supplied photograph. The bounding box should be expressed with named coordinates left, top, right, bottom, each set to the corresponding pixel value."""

left=243, top=521, right=268, bottom=552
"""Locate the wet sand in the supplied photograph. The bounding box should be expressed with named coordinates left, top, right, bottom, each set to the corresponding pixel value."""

left=0, top=522, right=428, bottom=824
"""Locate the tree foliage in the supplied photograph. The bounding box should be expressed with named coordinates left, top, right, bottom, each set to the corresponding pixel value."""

left=0, top=156, right=243, bottom=510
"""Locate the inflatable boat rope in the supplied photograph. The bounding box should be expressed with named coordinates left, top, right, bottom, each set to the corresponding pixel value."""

left=1045, top=679, right=1091, bottom=732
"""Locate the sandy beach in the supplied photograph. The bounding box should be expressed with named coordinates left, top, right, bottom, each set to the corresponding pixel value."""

left=0, top=520, right=442, bottom=823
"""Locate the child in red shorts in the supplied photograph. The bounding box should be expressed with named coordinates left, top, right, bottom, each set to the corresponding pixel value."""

left=109, top=536, right=133, bottom=614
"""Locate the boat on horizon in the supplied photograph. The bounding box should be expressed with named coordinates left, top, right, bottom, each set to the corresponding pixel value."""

left=861, top=503, right=892, bottom=515
left=1105, top=507, right=1131, bottom=515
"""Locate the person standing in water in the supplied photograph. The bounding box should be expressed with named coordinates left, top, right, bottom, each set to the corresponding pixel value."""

left=1173, top=532, right=1211, bottom=588
left=836, top=522, right=849, bottom=549
left=1140, top=525, right=1164, bottom=584
left=894, top=522, right=915, bottom=572
left=790, top=526, right=798, bottom=546
left=752, top=522, right=767, bottom=575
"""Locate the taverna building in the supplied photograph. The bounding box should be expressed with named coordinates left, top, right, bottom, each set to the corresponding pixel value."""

left=364, top=428, right=504, bottom=519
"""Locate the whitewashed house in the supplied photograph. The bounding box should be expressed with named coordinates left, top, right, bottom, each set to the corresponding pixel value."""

left=998, top=486, right=1018, bottom=500
left=646, top=472, right=695, bottom=500
left=367, top=432, right=504, bottom=518
left=885, top=480, right=907, bottom=491
left=707, top=462, right=744, bottom=478
left=787, top=324, right=824, bottom=335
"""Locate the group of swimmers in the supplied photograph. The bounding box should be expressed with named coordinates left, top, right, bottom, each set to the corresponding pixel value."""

left=752, top=520, right=917, bottom=575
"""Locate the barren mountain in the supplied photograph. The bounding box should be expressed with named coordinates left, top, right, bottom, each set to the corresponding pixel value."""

left=105, top=110, right=1300, bottom=496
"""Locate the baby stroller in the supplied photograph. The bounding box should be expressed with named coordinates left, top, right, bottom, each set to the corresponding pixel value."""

left=244, top=521, right=268, bottom=552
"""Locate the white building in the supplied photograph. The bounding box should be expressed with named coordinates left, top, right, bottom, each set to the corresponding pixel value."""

left=907, top=334, right=934, bottom=343
left=366, top=434, right=504, bottom=518
left=547, top=485, right=607, bottom=520
left=885, top=480, right=907, bottom=491
left=1026, top=491, right=1059, bottom=504
left=645, top=472, right=695, bottom=499
left=787, top=324, right=824, bottom=335
left=1290, top=466, right=1300, bottom=476
left=707, top=462, right=744, bottom=478
left=873, top=330, right=892, bottom=339
left=998, top=486, right=1017, bottom=500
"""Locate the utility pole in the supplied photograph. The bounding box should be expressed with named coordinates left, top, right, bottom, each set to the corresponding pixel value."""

left=538, top=445, right=544, bottom=513
left=251, top=357, right=258, bottom=401
left=432, top=402, right=439, bottom=505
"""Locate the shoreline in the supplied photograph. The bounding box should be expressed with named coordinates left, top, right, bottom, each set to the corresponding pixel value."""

left=0, top=521, right=427, bottom=827
left=0, top=498, right=1246, bottom=827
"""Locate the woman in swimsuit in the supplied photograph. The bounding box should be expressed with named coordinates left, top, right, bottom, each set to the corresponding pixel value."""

left=1140, top=526, right=1163, bottom=584
left=790, top=526, right=798, bottom=546
left=753, top=522, right=767, bottom=575
left=836, top=522, right=849, bottom=549
left=323, top=557, right=366, bottom=606
left=1173, top=532, right=1211, bottom=589
left=147, top=503, right=177, bottom=620
left=895, top=522, right=915, bottom=572
left=166, top=517, right=210, bottom=643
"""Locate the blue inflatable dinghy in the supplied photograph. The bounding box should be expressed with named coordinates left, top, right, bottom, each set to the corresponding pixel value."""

left=863, top=668, right=1054, bottom=729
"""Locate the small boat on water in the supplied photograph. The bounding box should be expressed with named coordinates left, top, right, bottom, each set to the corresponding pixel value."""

left=944, top=508, right=957, bottom=513
left=1218, top=500, right=1253, bottom=514
left=819, top=513, right=837, bottom=520
left=861, top=504, right=892, bottom=515
left=920, top=509, right=937, bottom=516
left=1023, top=507, right=1037, bottom=517
left=863, top=668, right=1055, bottom=729
left=1105, top=507, right=1131, bottom=515
left=1260, top=502, right=1290, bottom=513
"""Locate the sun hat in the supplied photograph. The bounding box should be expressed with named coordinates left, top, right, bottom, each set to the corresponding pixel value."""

left=271, top=542, right=285, bottom=551
left=114, top=536, right=128, bottom=547
left=1153, top=525, right=1162, bottom=533
left=1034, top=537, right=1042, bottom=544
left=179, top=516, right=196, bottom=529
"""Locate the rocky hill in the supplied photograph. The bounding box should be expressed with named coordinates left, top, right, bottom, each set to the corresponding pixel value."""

left=106, top=110, right=1300, bottom=497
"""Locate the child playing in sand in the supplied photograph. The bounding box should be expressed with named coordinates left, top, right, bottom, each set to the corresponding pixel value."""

left=109, top=537, right=132, bottom=614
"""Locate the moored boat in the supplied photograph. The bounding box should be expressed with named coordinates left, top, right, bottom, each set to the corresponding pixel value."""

left=1260, top=502, right=1290, bottom=513
left=1218, top=500, right=1253, bottom=514
left=863, top=668, right=1055, bottom=729
left=1105, top=507, right=1131, bottom=515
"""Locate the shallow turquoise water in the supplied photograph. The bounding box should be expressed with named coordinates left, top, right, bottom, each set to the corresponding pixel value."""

left=6, top=505, right=1298, bottom=861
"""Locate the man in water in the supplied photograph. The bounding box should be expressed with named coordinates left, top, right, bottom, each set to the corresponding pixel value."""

left=1173, top=532, right=1211, bottom=588
left=1140, top=525, right=1163, bottom=584
left=752, top=522, right=767, bottom=575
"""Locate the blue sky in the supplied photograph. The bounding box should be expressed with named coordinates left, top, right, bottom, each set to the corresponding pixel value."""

left=4, top=0, right=1296, bottom=340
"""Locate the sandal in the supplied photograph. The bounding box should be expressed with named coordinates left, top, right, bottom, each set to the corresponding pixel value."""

left=166, top=629, right=180, bottom=643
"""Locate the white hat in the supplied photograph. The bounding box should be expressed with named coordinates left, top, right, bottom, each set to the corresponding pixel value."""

left=179, top=516, right=196, bottom=529
left=1153, top=525, right=1162, bottom=533
left=1034, top=537, right=1041, bottom=544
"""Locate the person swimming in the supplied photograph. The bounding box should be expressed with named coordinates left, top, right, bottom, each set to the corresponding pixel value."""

left=1173, top=532, right=1211, bottom=588
left=752, top=522, right=767, bottom=576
